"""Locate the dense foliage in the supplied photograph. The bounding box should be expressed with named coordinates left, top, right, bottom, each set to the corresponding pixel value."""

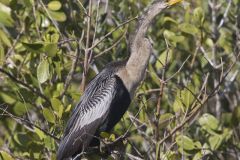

left=0, top=0, right=240, bottom=159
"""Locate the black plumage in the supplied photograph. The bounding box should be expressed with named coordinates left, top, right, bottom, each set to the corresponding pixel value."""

left=57, top=61, right=131, bottom=160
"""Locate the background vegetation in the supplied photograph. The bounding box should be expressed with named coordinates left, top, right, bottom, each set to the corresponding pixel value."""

left=0, top=0, right=240, bottom=159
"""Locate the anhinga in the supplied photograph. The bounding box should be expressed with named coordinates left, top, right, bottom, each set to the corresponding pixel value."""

left=57, top=0, right=181, bottom=159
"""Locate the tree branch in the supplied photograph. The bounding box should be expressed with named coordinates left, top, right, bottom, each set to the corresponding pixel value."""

left=0, top=68, right=51, bottom=105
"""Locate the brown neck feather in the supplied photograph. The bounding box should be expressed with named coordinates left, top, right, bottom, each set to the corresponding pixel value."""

left=117, top=1, right=169, bottom=96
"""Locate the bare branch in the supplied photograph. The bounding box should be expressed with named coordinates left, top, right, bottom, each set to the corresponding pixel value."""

left=88, top=16, right=138, bottom=51
left=0, top=106, right=60, bottom=141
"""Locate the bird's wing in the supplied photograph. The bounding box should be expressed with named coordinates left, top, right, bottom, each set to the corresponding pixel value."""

left=57, top=69, right=118, bottom=159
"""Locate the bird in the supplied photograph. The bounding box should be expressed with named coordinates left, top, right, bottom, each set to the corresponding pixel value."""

left=57, top=0, right=181, bottom=159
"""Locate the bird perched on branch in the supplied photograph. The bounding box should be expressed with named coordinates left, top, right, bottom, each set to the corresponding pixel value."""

left=57, top=0, right=181, bottom=159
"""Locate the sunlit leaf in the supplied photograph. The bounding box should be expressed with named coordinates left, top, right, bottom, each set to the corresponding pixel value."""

left=51, top=98, right=63, bottom=118
left=0, top=2, right=14, bottom=27
left=48, top=10, right=66, bottom=22
left=0, top=29, right=11, bottom=47
left=193, top=7, right=205, bottom=25
left=0, top=150, right=14, bottom=160
left=199, top=113, right=219, bottom=133
left=100, top=132, right=110, bottom=139
left=181, top=84, right=195, bottom=108
left=176, top=135, right=196, bottom=150
left=155, top=49, right=173, bottom=70
left=65, top=104, right=72, bottom=112
left=34, top=127, right=46, bottom=140
left=0, top=43, right=4, bottom=65
left=109, top=134, right=116, bottom=141
left=42, top=108, right=55, bottom=123
left=37, top=60, right=50, bottom=84
left=48, top=1, right=62, bottom=11
left=13, top=101, right=28, bottom=116
left=45, top=43, right=58, bottom=57
left=209, top=134, right=222, bottom=150
left=179, top=23, right=199, bottom=35
left=44, top=136, right=55, bottom=150
left=0, top=92, right=16, bottom=104
left=193, top=152, right=202, bottom=160
left=173, top=97, right=184, bottom=113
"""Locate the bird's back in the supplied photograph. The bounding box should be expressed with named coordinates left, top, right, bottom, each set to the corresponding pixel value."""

left=57, top=61, right=131, bottom=159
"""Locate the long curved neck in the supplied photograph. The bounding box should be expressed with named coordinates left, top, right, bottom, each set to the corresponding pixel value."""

left=127, top=1, right=168, bottom=70
left=130, top=1, right=168, bottom=53
left=117, top=1, right=169, bottom=96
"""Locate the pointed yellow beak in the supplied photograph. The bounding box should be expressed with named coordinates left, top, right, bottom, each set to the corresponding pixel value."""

left=168, top=0, right=183, bottom=6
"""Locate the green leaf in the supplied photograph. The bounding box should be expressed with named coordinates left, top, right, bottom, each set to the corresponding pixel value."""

left=44, top=136, right=55, bottom=150
left=159, top=113, right=174, bottom=128
left=232, top=106, right=240, bottom=126
left=176, top=135, right=196, bottom=151
left=34, top=127, right=46, bottom=140
left=0, top=2, right=14, bottom=27
left=0, top=43, right=4, bottom=65
left=148, top=64, right=161, bottom=86
left=22, top=42, right=44, bottom=53
left=14, top=133, right=30, bottom=146
left=163, top=30, right=185, bottom=46
left=0, top=29, right=11, bottom=47
left=209, top=134, right=222, bottom=150
left=193, top=152, right=202, bottom=160
left=163, top=17, right=178, bottom=24
left=217, top=29, right=232, bottom=53
left=199, top=113, right=219, bottom=133
left=155, top=49, right=173, bottom=70
left=222, top=128, right=233, bottom=141
left=48, top=1, right=62, bottom=11
left=193, top=7, right=205, bottom=25
left=51, top=98, right=63, bottom=118
left=48, top=10, right=66, bottom=22
left=156, top=142, right=161, bottom=160
left=0, top=150, right=14, bottom=160
left=13, top=101, right=28, bottom=116
left=42, top=108, right=55, bottom=123
left=173, top=85, right=195, bottom=112
left=173, top=96, right=184, bottom=113
left=100, top=132, right=110, bottom=138
left=109, top=134, right=116, bottom=141
left=45, top=43, right=58, bottom=57
left=181, top=84, right=195, bottom=108
left=0, top=92, right=16, bottom=104
left=37, top=60, right=50, bottom=83
left=179, top=23, right=199, bottom=35
left=65, top=104, right=72, bottom=112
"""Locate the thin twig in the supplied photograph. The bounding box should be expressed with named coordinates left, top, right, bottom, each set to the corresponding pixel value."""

left=0, top=106, right=60, bottom=141
left=81, top=0, right=92, bottom=91
left=0, top=68, right=51, bottom=105
left=94, top=30, right=127, bottom=59
left=217, top=0, right=232, bottom=29
left=165, top=55, right=191, bottom=82
left=136, top=88, right=162, bottom=96
left=88, top=16, right=138, bottom=51
left=6, top=28, right=24, bottom=60
left=38, top=0, right=61, bottom=35
left=60, top=32, right=84, bottom=98
left=88, top=0, right=101, bottom=64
